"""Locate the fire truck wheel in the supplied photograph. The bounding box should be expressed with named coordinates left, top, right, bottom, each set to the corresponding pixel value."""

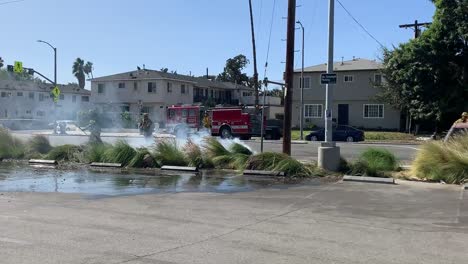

left=219, top=126, right=232, bottom=139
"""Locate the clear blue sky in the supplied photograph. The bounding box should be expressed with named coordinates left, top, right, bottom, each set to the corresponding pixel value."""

left=1, top=0, right=435, bottom=88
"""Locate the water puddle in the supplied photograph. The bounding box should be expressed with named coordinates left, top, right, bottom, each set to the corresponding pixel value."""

left=0, top=163, right=319, bottom=197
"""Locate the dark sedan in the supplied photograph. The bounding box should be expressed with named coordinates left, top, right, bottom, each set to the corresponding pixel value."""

left=305, top=125, right=364, bottom=142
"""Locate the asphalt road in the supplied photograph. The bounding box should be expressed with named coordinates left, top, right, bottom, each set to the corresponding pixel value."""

left=0, top=180, right=466, bottom=264
left=12, top=132, right=420, bottom=164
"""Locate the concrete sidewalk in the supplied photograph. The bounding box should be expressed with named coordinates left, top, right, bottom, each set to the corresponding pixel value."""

left=0, top=180, right=466, bottom=263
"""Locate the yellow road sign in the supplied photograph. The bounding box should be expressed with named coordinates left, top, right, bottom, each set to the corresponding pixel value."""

left=52, top=86, right=61, bottom=97
left=13, top=61, right=23, bottom=73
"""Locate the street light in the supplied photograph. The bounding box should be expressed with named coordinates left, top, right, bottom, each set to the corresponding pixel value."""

left=37, top=40, right=57, bottom=88
left=296, top=21, right=305, bottom=141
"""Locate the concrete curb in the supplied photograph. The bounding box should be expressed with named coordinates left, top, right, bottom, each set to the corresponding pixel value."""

left=243, top=170, right=285, bottom=177
left=161, top=166, right=199, bottom=172
left=90, top=162, right=122, bottom=168
left=29, top=159, right=58, bottom=165
left=356, top=141, right=421, bottom=145
left=343, top=175, right=395, bottom=184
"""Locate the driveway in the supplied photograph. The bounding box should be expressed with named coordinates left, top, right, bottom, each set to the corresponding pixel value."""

left=0, top=180, right=466, bottom=263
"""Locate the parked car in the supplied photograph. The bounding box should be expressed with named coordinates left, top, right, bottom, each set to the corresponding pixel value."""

left=444, top=122, right=468, bottom=142
left=305, top=125, right=364, bottom=142
left=264, top=119, right=283, bottom=140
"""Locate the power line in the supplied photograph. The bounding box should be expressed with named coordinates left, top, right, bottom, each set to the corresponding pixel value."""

left=336, top=0, right=385, bottom=48
left=0, top=0, right=25, bottom=6
left=262, top=0, right=277, bottom=79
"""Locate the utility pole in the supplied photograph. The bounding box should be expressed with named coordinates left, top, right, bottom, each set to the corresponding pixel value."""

left=399, top=20, right=432, bottom=39
left=248, top=0, right=260, bottom=107
left=318, top=0, right=341, bottom=171
left=399, top=20, right=431, bottom=134
left=296, top=21, right=305, bottom=141
left=282, top=0, right=296, bottom=155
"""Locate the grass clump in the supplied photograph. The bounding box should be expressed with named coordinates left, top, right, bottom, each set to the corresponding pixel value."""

left=46, top=145, right=83, bottom=162
left=26, top=135, right=52, bottom=155
left=349, top=148, right=398, bottom=177
left=82, top=143, right=112, bottom=163
left=411, top=134, right=468, bottom=184
left=245, top=152, right=318, bottom=177
left=245, top=152, right=289, bottom=170
left=153, top=140, right=187, bottom=166
left=0, top=128, right=25, bottom=159
left=128, top=147, right=157, bottom=168
left=184, top=140, right=206, bottom=168
left=102, top=140, right=136, bottom=166
left=204, top=139, right=254, bottom=169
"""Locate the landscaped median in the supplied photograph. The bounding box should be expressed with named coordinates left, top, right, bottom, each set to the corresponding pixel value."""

left=0, top=128, right=325, bottom=178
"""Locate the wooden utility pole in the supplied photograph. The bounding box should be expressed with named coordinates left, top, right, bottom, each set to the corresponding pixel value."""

left=399, top=20, right=432, bottom=39
left=282, top=0, right=296, bottom=155
left=248, top=0, right=260, bottom=107
left=399, top=20, right=432, bottom=134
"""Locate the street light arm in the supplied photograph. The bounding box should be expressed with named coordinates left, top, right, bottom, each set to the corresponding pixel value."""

left=296, top=21, right=304, bottom=29
left=37, top=40, right=56, bottom=50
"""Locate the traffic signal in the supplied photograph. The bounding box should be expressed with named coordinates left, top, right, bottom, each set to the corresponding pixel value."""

left=7, top=65, right=14, bottom=72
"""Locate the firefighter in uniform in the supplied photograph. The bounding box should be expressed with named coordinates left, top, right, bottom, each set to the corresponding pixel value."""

left=453, top=112, right=468, bottom=125
left=139, top=113, right=154, bottom=139
left=202, top=111, right=211, bottom=129
left=84, top=120, right=102, bottom=144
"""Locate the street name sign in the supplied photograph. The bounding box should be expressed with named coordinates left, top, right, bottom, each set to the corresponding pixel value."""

left=320, top=73, right=337, bottom=85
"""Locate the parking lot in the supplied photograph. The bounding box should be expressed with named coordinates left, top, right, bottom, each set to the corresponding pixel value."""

left=0, top=179, right=466, bottom=264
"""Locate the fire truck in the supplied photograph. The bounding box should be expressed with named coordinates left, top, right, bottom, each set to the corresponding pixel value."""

left=166, top=105, right=281, bottom=140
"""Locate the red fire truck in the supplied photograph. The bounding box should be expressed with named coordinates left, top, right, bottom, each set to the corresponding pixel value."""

left=166, top=105, right=281, bottom=140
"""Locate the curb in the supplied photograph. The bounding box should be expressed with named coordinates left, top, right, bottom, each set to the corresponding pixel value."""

left=243, top=170, right=285, bottom=177
left=343, top=175, right=395, bottom=184
left=29, top=159, right=58, bottom=165
left=90, top=162, right=122, bottom=168
left=356, top=141, right=421, bottom=145
left=161, top=166, right=199, bottom=172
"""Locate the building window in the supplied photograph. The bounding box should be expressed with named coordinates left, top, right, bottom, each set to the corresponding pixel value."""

left=72, top=95, right=76, bottom=103
left=121, top=105, right=130, bottom=112
left=300, top=77, right=311, bottom=89
left=98, top=83, right=105, bottom=94
left=29, top=92, right=34, bottom=99
left=344, top=75, right=354, bottom=83
left=141, top=106, right=153, bottom=114
left=1, top=92, right=7, bottom=98
left=364, top=104, right=384, bottom=118
left=148, top=82, right=157, bottom=93
left=37, top=111, right=45, bottom=117
left=304, top=104, right=323, bottom=118
left=17, top=92, right=23, bottom=96
left=118, top=82, right=125, bottom=89
left=133, top=82, right=138, bottom=91
left=167, top=82, right=173, bottom=93
left=39, top=93, right=45, bottom=102
left=374, top=74, right=382, bottom=86
left=181, top=84, right=186, bottom=94
left=81, top=96, right=90, bottom=102
left=59, top=94, right=65, bottom=100
left=26, top=110, right=32, bottom=115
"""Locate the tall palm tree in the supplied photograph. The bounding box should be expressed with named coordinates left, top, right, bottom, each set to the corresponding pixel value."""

left=72, top=58, right=86, bottom=89
left=83, top=61, right=94, bottom=79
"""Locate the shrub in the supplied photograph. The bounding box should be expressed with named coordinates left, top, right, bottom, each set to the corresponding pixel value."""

left=46, top=145, right=83, bottom=162
left=272, top=158, right=314, bottom=177
left=82, top=143, right=112, bottom=163
left=184, top=140, right=205, bottom=168
left=204, top=137, right=230, bottom=157
left=411, top=134, right=468, bottom=184
left=204, top=139, right=253, bottom=169
left=27, top=135, right=52, bottom=154
left=245, top=152, right=289, bottom=170
left=153, top=140, right=187, bottom=166
left=128, top=147, right=157, bottom=168
left=0, top=128, right=25, bottom=159
left=102, top=140, right=136, bottom=166
left=229, top=143, right=253, bottom=155
left=350, top=148, right=398, bottom=177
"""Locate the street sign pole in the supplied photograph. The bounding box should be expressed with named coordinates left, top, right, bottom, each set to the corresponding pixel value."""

left=318, top=0, right=341, bottom=172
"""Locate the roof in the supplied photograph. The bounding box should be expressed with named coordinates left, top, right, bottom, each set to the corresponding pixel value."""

left=296, top=58, right=382, bottom=73
left=90, top=70, right=253, bottom=91
left=0, top=80, right=90, bottom=95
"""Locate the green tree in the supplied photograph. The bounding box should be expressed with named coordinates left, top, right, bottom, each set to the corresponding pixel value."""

left=217, top=54, right=250, bottom=86
left=72, top=58, right=86, bottom=89
left=83, top=61, right=94, bottom=79
left=379, top=0, right=467, bottom=129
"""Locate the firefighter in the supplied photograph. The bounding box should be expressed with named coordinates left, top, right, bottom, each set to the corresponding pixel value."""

left=84, top=120, right=102, bottom=144
left=202, top=111, right=211, bottom=129
left=139, top=113, right=154, bottom=138
left=453, top=112, right=468, bottom=125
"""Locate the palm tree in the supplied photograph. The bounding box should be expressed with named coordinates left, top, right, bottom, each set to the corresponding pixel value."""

left=72, top=58, right=86, bottom=89
left=83, top=61, right=94, bottom=79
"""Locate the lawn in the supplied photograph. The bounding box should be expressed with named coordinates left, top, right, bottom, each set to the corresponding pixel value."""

left=290, top=129, right=415, bottom=142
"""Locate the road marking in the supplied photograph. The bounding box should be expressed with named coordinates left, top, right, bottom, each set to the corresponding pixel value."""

left=0, top=237, right=31, bottom=245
